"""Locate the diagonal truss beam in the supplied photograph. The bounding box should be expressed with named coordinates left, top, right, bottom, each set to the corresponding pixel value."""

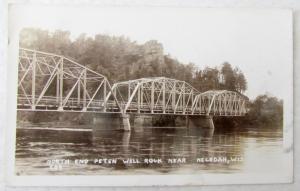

left=17, top=48, right=122, bottom=113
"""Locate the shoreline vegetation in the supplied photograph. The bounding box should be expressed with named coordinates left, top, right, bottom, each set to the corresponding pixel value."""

left=18, top=28, right=283, bottom=128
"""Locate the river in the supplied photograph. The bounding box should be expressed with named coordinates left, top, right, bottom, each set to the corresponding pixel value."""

left=15, top=123, right=284, bottom=175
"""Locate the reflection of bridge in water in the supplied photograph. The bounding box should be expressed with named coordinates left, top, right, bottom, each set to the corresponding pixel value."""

left=15, top=125, right=246, bottom=174
left=17, top=48, right=248, bottom=131
left=91, top=127, right=245, bottom=172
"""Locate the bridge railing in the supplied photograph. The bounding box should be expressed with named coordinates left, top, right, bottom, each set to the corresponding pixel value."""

left=17, top=94, right=120, bottom=112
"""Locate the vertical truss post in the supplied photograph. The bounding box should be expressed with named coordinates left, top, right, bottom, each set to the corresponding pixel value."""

left=56, top=72, right=59, bottom=104
left=113, top=87, right=116, bottom=102
left=228, top=94, right=231, bottom=115
left=198, top=96, right=201, bottom=114
left=141, top=84, right=143, bottom=111
left=31, top=52, right=36, bottom=110
left=191, top=90, right=193, bottom=113
left=236, top=96, right=240, bottom=116
left=199, top=96, right=202, bottom=114
left=151, top=81, right=154, bottom=113
left=77, top=77, right=81, bottom=106
left=58, top=57, right=64, bottom=111
left=182, top=83, right=185, bottom=114
left=103, top=79, right=107, bottom=112
left=18, top=48, right=123, bottom=113
left=224, top=93, right=227, bottom=115
left=83, top=69, right=87, bottom=111
left=137, top=85, right=141, bottom=113
left=172, top=82, right=176, bottom=111
left=162, top=79, right=166, bottom=114
left=200, top=96, right=203, bottom=114
left=231, top=93, right=236, bottom=115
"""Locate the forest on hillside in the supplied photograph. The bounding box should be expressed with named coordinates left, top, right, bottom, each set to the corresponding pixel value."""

left=20, top=28, right=247, bottom=93
left=19, top=28, right=283, bottom=127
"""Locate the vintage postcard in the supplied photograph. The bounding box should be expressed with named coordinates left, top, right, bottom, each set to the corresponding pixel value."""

left=5, top=3, right=293, bottom=186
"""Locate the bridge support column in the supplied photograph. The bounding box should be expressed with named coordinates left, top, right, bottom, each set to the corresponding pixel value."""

left=174, top=116, right=188, bottom=126
left=187, top=115, right=214, bottom=130
left=132, top=114, right=153, bottom=131
left=121, top=114, right=131, bottom=131
left=93, top=113, right=131, bottom=131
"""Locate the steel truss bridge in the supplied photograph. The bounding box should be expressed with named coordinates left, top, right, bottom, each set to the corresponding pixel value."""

left=17, top=48, right=248, bottom=116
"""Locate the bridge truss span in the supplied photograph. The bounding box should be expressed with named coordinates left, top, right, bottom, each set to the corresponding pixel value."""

left=17, top=48, right=121, bottom=112
left=108, top=77, right=200, bottom=114
left=17, top=48, right=249, bottom=117
left=191, top=90, right=248, bottom=116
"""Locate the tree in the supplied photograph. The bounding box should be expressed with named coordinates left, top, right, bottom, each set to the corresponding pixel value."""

left=193, top=67, right=220, bottom=92
left=19, top=28, right=248, bottom=94
left=220, top=62, right=236, bottom=91
left=247, top=94, right=283, bottom=126
left=234, top=67, right=247, bottom=93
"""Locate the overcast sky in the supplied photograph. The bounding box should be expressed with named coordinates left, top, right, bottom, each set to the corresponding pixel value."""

left=9, top=5, right=292, bottom=99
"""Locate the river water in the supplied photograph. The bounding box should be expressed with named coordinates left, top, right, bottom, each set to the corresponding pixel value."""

left=15, top=123, right=284, bottom=175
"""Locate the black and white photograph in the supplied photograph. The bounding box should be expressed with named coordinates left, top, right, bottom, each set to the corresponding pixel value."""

left=4, top=3, right=293, bottom=186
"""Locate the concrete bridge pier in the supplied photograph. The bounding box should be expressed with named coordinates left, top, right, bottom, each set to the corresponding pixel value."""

left=120, top=114, right=131, bottom=131
left=93, top=113, right=131, bottom=131
left=132, top=114, right=153, bottom=131
left=187, top=116, right=215, bottom=137
left=187, top=115, right=215, bottom=130
left=93, top=114, right=215, bottom=132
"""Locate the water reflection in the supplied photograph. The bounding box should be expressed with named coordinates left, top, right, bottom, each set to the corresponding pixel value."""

left=15, top=124, right=283, bottom=175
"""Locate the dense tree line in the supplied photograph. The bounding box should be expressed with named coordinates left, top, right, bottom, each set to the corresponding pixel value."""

left=19, top=28, right=282, bottom=127
left=246, top=94, right=283, bottom=126
left=20, top=28, right=247, bottom=93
